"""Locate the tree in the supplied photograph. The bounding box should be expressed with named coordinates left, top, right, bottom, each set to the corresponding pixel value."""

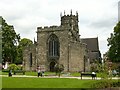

left=1, top=17, right=33, bottom=64
left=0, top=29, right=2, bottom=64
left=2, top=17, right=20, bottom=63
left=107, top=22, right=120, bottom=62
left=19, top=38, right=33, bottom=47
left=15, top=38, right=33, bottom=64
left=54, top=64, right=64, bottom=77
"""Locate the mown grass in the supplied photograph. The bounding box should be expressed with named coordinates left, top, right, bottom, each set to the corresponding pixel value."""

left=1, top=71, right=56, bottom=76
left=1, top=71, right=117, bottom=78
left=2, top=77, right=96, bottom=88
left=1, top=71, right=82, bottom=76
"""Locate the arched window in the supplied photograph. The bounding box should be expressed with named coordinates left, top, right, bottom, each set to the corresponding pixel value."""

left=29, top=53, right=32, bottom=67
left=48, top=34, right=59, bottom=58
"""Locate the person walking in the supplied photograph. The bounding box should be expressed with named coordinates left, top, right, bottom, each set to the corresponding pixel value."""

left=37, top=66, right=41, bottom=77
left=8, top=69, right=12, bottom=77
left=92, top=72, right=96, bottom=80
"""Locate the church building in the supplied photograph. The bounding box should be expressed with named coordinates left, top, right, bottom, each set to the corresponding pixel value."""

left=23, top=11, right=101, bottom=72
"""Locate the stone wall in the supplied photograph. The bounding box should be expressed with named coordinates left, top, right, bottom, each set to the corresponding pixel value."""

left=23, top=13, right=91, bottom=72
left=23, top=44, right=36, bottom=71
left=69, top=42, right=84, bottom=72
left=23, top=26, right=89, bottom=72
left=37, top=27, right=70, bottom=71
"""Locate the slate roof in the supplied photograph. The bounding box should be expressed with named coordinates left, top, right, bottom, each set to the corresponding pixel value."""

left=81, top=37, right=101, bottom=62
left=81, top=37, right=99, bottom=52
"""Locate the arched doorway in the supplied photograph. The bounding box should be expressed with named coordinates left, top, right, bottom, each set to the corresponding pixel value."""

left=50, top=61, right=56, bottom=72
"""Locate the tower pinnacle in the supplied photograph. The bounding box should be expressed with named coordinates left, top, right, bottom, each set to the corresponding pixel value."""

left=70, top=9, right=72, bottom=15
left=76, top=11, right=78, bottom=16
left=64, top=10, right=65, bottom=15
left=60, top=12, right=62, bottom=17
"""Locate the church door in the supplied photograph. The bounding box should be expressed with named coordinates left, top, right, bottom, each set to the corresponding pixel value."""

left=50, top=61, right=56, bottom=72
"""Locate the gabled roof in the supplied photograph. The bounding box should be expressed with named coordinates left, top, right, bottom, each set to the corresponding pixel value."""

left=81, top=37, right=99, bottom=52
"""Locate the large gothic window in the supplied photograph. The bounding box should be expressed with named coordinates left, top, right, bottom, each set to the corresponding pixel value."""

left=48, top=34, right=59, bottom=59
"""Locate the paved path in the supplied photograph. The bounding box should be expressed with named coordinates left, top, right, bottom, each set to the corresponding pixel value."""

left=0, top=75, right=119, bottom=80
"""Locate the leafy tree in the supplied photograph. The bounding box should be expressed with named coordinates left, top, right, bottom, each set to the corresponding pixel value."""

left=19, top=38, right=33, bottom=48
left=0, top=28, right=2, bottom=64
left=1, top=17, right=33, bottom=64
left=107, top=22, right=120, bottom=62
left=15, top=38, right=33, bottom=64
left=1, top=17, right=20, bottom=63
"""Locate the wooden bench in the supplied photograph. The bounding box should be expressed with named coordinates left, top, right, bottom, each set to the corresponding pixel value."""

left=81, top=73, right=97, bottom=79
left=14, top=70, right=25, bottom=75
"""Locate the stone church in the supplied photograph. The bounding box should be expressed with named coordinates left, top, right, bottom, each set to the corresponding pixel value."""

left=23, top=11, right=101, bottom=72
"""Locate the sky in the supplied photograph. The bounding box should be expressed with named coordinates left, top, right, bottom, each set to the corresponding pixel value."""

left=0, top=0, right=119, bottom=57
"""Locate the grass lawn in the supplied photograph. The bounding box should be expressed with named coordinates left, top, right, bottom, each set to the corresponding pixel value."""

left=1, top=71, right=103, bottom=77
left=1, top=71, right=56, bottom=76
left=2, top=77, right=97, bottom=88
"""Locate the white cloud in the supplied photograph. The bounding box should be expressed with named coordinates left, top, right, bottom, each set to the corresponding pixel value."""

left=0, top=0, right=119, bottom=56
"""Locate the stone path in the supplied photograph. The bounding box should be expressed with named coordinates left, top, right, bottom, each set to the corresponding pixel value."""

left=0, top=75, right=120, bottom=80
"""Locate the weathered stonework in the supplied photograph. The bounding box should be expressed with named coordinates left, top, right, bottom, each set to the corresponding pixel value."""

left=23, top=12, right=91, bottom=72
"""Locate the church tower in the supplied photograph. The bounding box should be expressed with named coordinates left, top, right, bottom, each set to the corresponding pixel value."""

left=23, top=11, right=90, bottom=72
left=60, top=10, right=79, bottom=37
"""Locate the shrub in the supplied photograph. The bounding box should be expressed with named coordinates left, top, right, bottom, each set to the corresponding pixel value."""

left=8, top=64, right=22, bottom=71
left=112, top=80, right=120, bottom=87
left=17, top=65, right=23, bottom=70
left=2, top=69, right=9, bottom=72
left=8, top=64, right=17, bottom=71
left=54, top=64, right=64, bottom=77
left=91, top=80, right=120, bottom=88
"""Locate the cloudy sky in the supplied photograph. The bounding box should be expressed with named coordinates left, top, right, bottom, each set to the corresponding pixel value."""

left=0, top=0, right=119, bottom=56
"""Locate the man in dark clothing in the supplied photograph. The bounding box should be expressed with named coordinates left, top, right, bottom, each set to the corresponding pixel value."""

left=8, top=69, right=12, bottom=77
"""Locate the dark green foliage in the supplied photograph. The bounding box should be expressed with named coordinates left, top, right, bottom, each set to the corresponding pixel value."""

left=0, top=27, right=2, bottom=63
left=107, top=22, right=120, bottom=62
left=16, top=38, right=33, bottom=64
left=1, top=17, right=20, bottom=63
left=54, top=64, right=64, bottom=77
left=1, top=17, right=33, bottom=64
left=19, top=38, right=33, bottom=47
left=8, top=64, right=22, bottom=71
left=91, top=80, right=120, bottom=88
left=2, top=69, right=9, bottom=72
left=112, top=80, right=120, bottom=87
left=8, top=64, right=18, bottom=71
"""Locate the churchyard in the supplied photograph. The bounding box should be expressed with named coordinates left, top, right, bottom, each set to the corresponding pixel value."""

left=1, top=71, right=120, bottom=88
left=1, top=1, right=120, bottom=89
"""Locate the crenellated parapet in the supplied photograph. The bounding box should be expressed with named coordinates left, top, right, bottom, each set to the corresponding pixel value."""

left=37, top=25, right=59, bottom=30
left=37, top=26, right=61, bottom=32
left=37, top=25, right=71, bottom=33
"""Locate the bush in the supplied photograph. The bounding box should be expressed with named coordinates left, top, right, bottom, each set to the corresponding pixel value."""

left=91, top=80, right=120, bottom=88
left=17, top=65, right=23, bottom=70
left=8, top=64, right=23, bottom=71
left=2, top=69, right=9, bottom=72
left=112, top=80, right=120, bottom=87
left=8, top=64, right=17, bottom=71
left=54, top=64, right=64, bottom=77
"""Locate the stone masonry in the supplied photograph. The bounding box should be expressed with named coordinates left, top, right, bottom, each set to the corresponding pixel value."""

left=23, top=11, right=91, bottom=72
